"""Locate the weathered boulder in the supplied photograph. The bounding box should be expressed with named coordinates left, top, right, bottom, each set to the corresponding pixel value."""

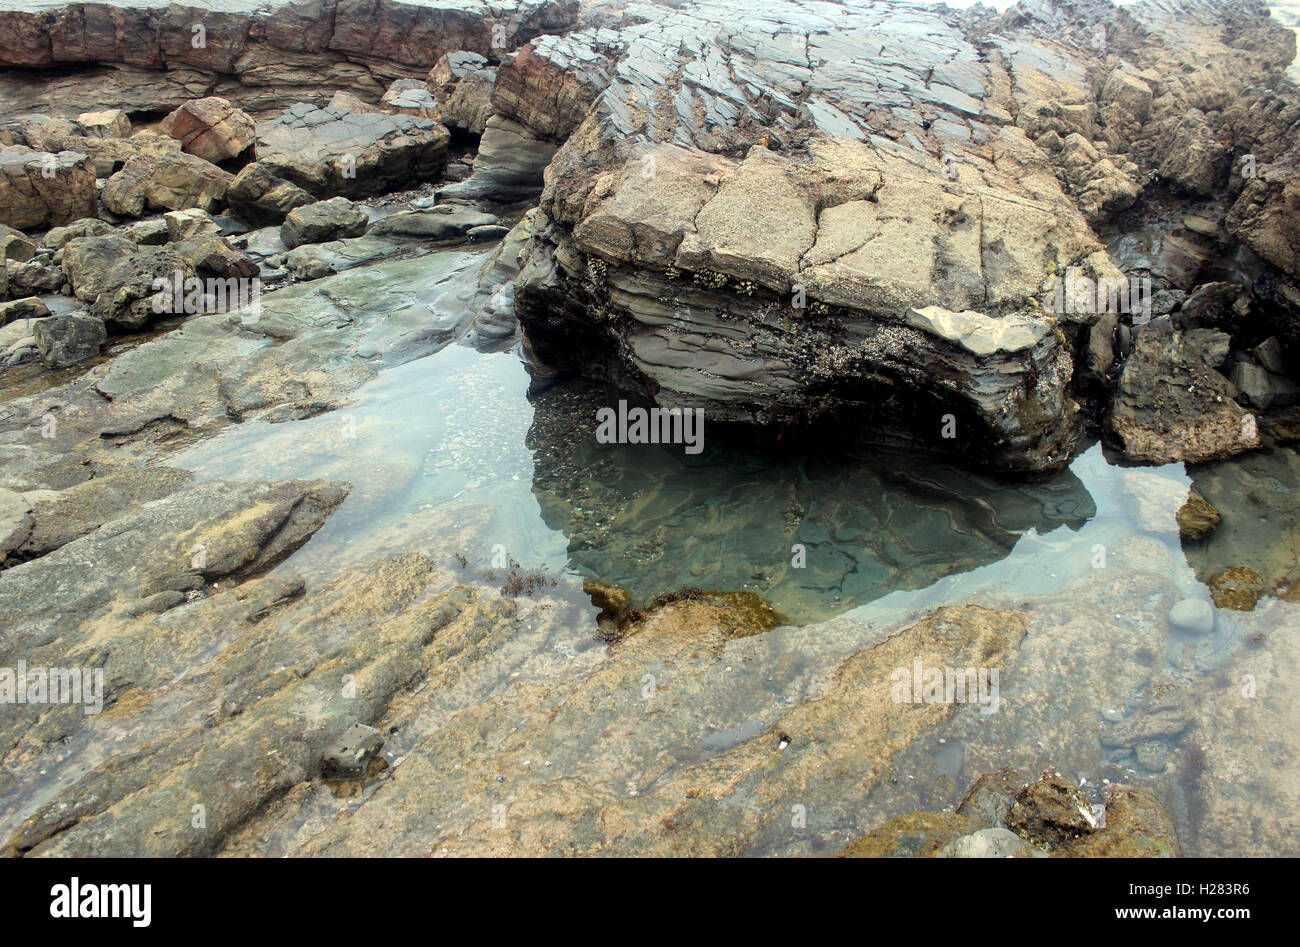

left=280, top=197, right=369, bottom=249
left=0, top=223, right=35, bottom=261
left=224, top=162, right=315, bottom=226
left=61, top=233, right=138, bottom=302
left=0, top=149, right=97, bottom=230
left=0, top=296, right=51, bottom=325
left=254, top=104, right=450, bottom=199
left=42, top=217, right=114, bottom=250
left=32, top=312, right=107, bottom=367
left=75, top=108, right=132, bottom=139
left=87, top=246, right=197, bottom=330
left=160, top=96, right=256, bottom=164
left=102, top=152, right=234, bottom=218
left=1108, top=322, right=1260, bottom=464
left=164, top=207, right=221, bottom=242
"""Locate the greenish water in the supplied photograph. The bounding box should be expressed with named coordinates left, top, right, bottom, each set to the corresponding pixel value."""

left=174, top=324, right=1300, bottom=629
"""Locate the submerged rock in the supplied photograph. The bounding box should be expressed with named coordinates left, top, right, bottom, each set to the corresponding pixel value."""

left=1006, top=770, right=1098, bottom=848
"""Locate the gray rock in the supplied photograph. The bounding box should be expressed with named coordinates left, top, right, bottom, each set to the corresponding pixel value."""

left=369, top=205, right=500, bottom=240
left=255, top=105, right=451, bottom=199
left=1228, top=361, right=1300, bottom=411
left=0, top=223, right=36, bottom=261
left=43, top=218, right=114, bottom=250
left=280, top=197, right=369, bottom=249
left=322, top=724, right=385, bottom=780
left=33, top=312, right=107, bottom=367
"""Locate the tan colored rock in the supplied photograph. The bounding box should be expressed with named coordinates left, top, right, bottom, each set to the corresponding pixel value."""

left=102, top=152, right=234, bottom=218
left=161, top=97, right=255, bottom=164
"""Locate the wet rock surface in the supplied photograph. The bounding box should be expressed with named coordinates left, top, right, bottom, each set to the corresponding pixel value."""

left=0, top=0, right=1297, bottom=862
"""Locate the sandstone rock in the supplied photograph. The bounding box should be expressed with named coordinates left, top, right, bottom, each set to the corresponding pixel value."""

left=75, top=109, right=131, bottom=139
left=86, top=246, right=196, bottom=330
left=0, top=296, right=50, bottom=325
left=254, top=104, right=450, bottom=199
left=326, top=91, right=375, bottom=114
left=0, top=487, right=32, bottom=564
left=61, top=233, right=138, bottom=302
left=42, top=217, right=113, bottom=249
left=224, top=162, right=315, bottom=226
left=102, top=152, right=234, bottom=218
left=379, top=79, right=440, bottom=120
left=0, top=223, right=35, bottom=261
left=164, top=207, right=220, bottom=242
left=32, top=312, right=107, bottom=367
left=4, top=261, right=64, bottom=296
left=170, top=235, right=258, bottom=281
left=0, top=150, right=97, bottom=230
left=160, top=97, right=255, bottom=164
left=280, top=198, right=369, bottom=249
left=437, top=115, right=556, bottom=202
left=121, top=219, right=169, bottom=245
left=435, top=61, right=497, bottom=135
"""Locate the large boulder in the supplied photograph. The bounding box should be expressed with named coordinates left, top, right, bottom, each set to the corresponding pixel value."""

left=102, top=152, right=234, bottom=218
left=254, top=104, right=450, bottom=199
left=224, top=162, right=315, bottom=226
left=0, top=149, right=97, bottom=230
left=280, top=197, right=369, bottom=249
left=87, top=246, right=196, bottom=330
left=160, top=97, right=256, bottom=164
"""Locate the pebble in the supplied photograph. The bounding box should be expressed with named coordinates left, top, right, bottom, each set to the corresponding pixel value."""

left=1168, top=598, right=1215, bottom=635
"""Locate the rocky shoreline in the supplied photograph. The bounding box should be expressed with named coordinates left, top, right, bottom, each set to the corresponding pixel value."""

left=0, top=0, right=1298, bottom=858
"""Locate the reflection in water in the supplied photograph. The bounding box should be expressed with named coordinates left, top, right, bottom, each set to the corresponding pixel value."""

left=527, top=382, right=1097, bottom=623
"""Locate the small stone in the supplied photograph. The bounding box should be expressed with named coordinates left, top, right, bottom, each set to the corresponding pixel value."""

left=937, top=827, right=1042, bottom=858
left=322, top=723, right=384, bottom=780
left=1168, top=598, right=1215, bottom=635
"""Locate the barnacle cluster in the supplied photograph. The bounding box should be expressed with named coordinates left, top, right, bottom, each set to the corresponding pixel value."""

left=587, top=256, right=608, bottom=283
left=665, top=264, right=681, bottom=280
left=735, top=279, right=757, bottom=296
left=808, top=300, right=830, bottom=317
left=693, top=268, right=728, bottom=289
